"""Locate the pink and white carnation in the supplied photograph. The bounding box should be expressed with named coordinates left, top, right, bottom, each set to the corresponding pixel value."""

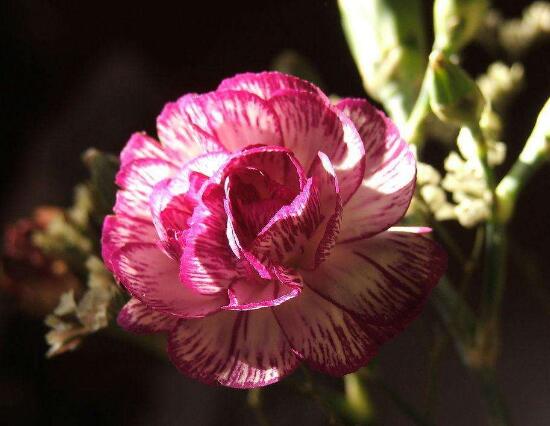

left=102, top=71, right=446, bottom=388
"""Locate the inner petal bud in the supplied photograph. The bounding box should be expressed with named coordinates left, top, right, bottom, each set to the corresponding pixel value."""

left=226, top=167, right=297, bottom=243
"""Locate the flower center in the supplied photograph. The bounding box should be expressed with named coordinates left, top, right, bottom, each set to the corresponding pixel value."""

left=226, top=166, right=298, bottom=243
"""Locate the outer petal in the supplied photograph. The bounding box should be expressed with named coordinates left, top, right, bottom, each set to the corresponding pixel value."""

left=303, top=228, right=446, bottom=326
left=101, top=214, right=157, bottom=271
left=157, top=97, right=225, bottom=164
left=111, top=243, right=226, bottom=317
left=336, top=99, right=416, bottom=241
left=168, top=309, right=299, bottom=388
left=332, top=111, right=367, bottom=204
left=114, top=158, right=177, bottom=220
left=180, top=90, right=282, bottom=152
left=120, top=132, right=171, bottom=167
left=273, top=287, right=378, bottom=376
left=117, top=298, right=178, bottom=334
left=217, top=71, right=327, bottom=101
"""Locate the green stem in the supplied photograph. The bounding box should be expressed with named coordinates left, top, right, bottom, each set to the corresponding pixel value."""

left=496, top=156, right=545, bottom=223
left=371, top=379, right=435, bottom=426
left=431, top=279, right=511, bottom=425
left=248, top=388, right=272, bottom=426
left=467, top=123, right=511, bottom=425
left=423, top=327, right=449, bottom=421
left=480, top=220, right=507, bottom=324
left=457, top=225, right=485, bottom=295
left=474, top=367, right=512, bottom=426
left=300, top=367, right=345, bottom=426
left=343, top=373, right=374, bottom=425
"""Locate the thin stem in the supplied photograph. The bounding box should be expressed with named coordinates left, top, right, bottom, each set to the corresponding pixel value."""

left=431, top=279, right=511, bottom=426
left=300, top=367, right=344, bottom=426
left=474, top=367, right=512, bottom=426
left=457, top=225, right=485, bottom=295
left=467, top=124, right=511, bottom=425
left=423, top=327, right=449, bottom=421
left=248, top=389, right=272, bottom=426
left=496, top=156, right=545, bottom=223
left=369, top=379, right=435, bottom=426
left=509, top=241, right=550, bottom=315
left=343, top=373, right=374, bottom=425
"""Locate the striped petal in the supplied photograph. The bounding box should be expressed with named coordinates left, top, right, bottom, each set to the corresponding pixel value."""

left=179, top=185, right=240, bottom=294
left=157, top=96, right=225, bottom=164
left=114, top=158, right=177, bottom=220
left=223, top=267, right=303, bottom=311
left=168, top=309, right=299, bottom=388
left=101, top=214, right=157, bottom=271
left=221, top=146, right=305, bottom=259
left=268, top=90, right=344, bottom=172
left=336, top=99, right=416, bottom=241
left=120, top=132, right=172, bottom=167
left=250, top=178, right=321, bottom=277
left=268, top=91, right=365, bottom=204
left=179, top=90, right=282, bottom=152
left=111, top=243, right=226, bottom=318
left=301, top=152, right=342, bottom=269
left=303, top=228, right=446, bottom=326
left=217, top=71, right=327, bottom=100
left=117, top=297, right=178, bottom=334
left=273, top=287, right=378, bottom=376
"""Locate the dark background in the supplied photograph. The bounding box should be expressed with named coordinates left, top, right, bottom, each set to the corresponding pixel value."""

left=1, top=1, right=549, bottom=425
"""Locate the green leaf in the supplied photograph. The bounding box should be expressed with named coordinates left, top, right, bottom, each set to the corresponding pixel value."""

left=82, top=148, right=119, bottom=220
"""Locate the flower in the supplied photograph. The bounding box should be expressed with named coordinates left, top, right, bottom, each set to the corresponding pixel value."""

left=0, top=207, right=81, bottom=317
left=102, top=72, right=446, bottom=388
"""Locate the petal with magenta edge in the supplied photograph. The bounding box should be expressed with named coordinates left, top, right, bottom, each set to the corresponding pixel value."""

left=336, top=99, right=416, bottom=241
left=168, top=309, right=299, bottom=388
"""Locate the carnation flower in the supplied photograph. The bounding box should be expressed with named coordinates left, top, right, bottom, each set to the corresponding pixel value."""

left=102, top=72, right=446, bottom=388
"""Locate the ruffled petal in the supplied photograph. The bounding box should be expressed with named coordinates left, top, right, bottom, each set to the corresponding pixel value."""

left=336, top=99, right=416, bottom=241
left=111, top=243, right=226, bottom=317
left=180, top=90, right=282, bottom=152
left=101, top=214, right=157, bottom=271
left=117, top=297, right=178, bottom=334
left=249, top=153, right=342, bottom=273
left=157, top=97, right=225, bottom=164
left=332, top=111, right=367, bottom=204
left=250, top=178, right=321, bottom=276
left=120, top=132, right=171, bottom=167
left=303, top=228, right=446, bottom=326
left=268, top=90, right=344, bottom=172
left=273, top=287, right=378, bottom=376
left=114, top=158, right=177, bottom=220
left=301, top=152, right=342, bottom=269
left=217, top=71, right=327, bottom=100
left=179, top=185, right=240, bottom=294
left=221, top=146, right=305, bottom=258
left=168, top=309, right=299, bottom=388
left=223, top=267, right=302, bottom=311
